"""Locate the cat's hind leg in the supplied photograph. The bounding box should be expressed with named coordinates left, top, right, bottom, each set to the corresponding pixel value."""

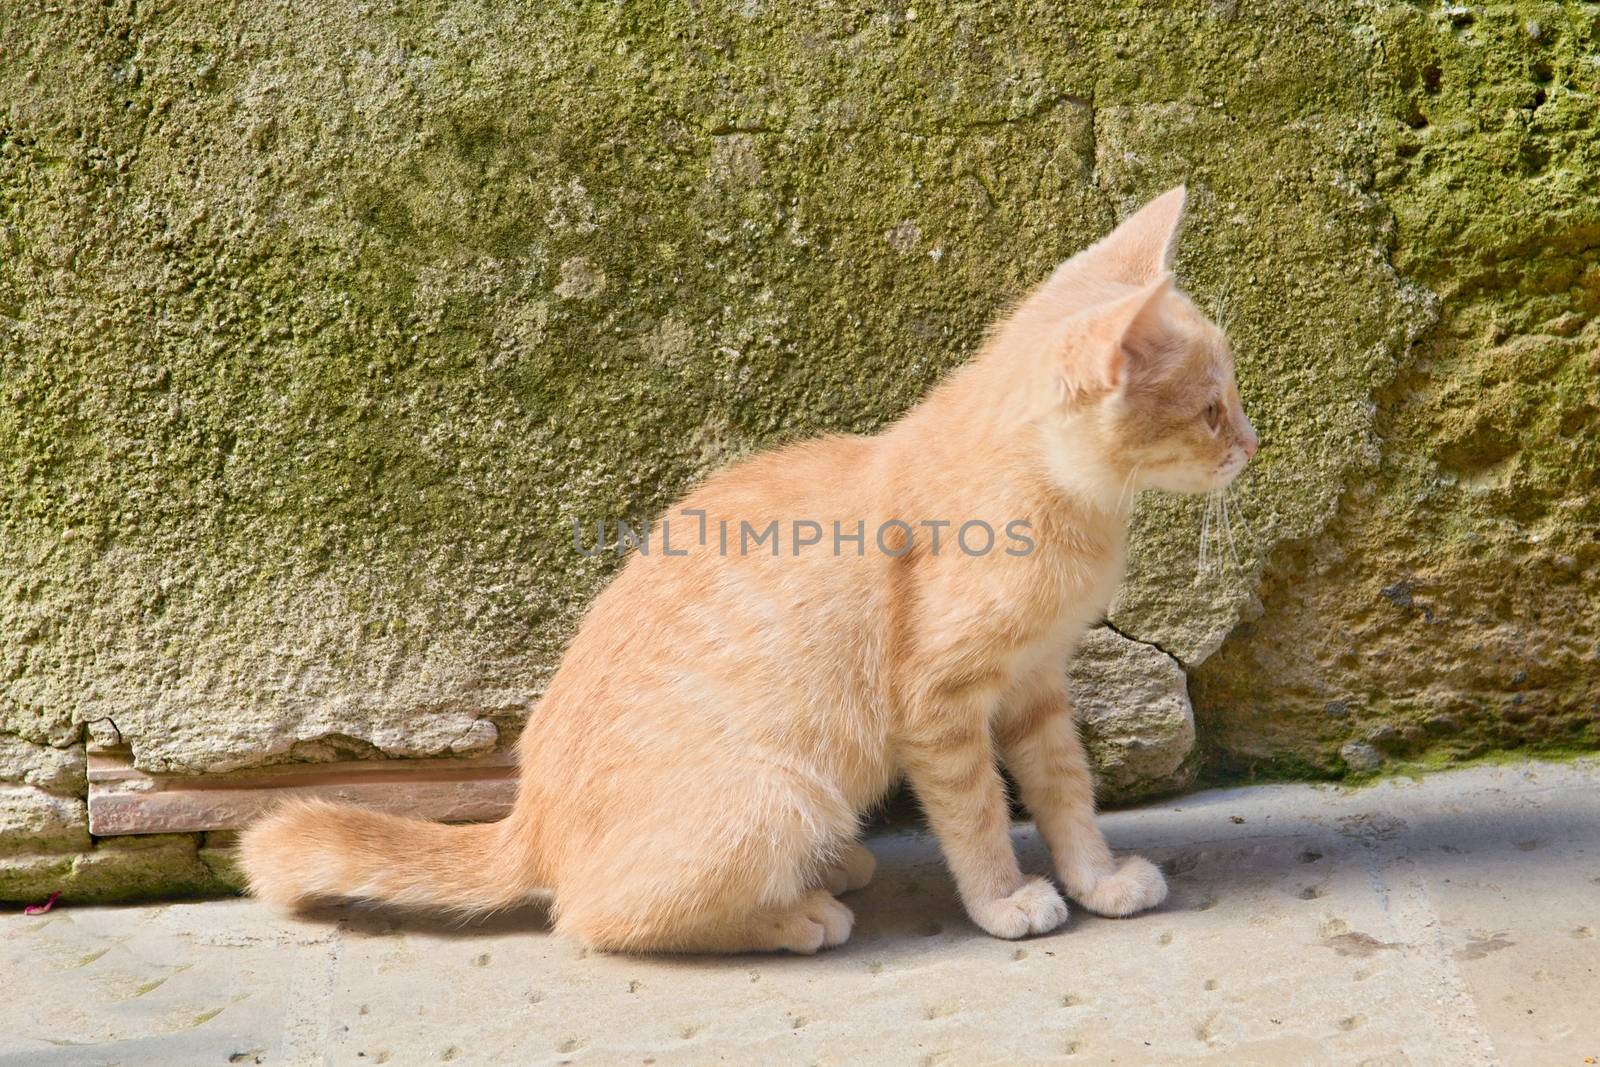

left=818, top=840, right=876, bottom=895
left=666, top=890, right=855, bottom=954
left=551, top=765, right=860, bottom=954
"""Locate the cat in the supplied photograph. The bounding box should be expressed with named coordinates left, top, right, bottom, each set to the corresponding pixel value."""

left=239, top=186, right=1258, bottom=953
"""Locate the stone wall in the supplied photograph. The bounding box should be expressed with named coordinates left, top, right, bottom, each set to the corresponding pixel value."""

left=2, top=1, right=1595, bottom=899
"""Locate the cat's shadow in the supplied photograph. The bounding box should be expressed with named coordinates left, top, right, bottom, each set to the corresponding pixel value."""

left=288, top=790, right=1597, bottom=960
left=288, top=827, right=1027, bottom=954
left=296, top=898, right=556, bottom=939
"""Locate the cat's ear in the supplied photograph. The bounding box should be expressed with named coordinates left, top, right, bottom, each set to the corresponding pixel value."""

left=1061, top=274, right=1173, bottom=396
left=1068, top=185, right=1186, bottom=285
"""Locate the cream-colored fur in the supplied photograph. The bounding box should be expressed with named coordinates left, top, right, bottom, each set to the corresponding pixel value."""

left=239, top=187, right=1259, bottom=953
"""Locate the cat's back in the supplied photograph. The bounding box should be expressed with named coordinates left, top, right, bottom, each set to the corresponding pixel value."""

left=693, top=431, right=884, bottom=518
left=546, top=429, right=894, bottom=705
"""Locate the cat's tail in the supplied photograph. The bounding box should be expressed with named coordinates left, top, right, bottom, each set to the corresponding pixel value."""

left=237, top=799, right=546, bottom=915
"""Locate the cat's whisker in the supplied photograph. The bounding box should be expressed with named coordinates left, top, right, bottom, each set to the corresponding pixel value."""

left=1214, top=490, right=1228, bottom=575
left=1197, top=490, right=1213, bottom=577
left=1211, top=490, right=1222, bottom=561
left=1225, top=487, right=1258, bottom=550
left=1211, top=490, right=1224, bottom=576
left=1117, top=463, right=1142, bottom=515
left=1219, top=487, right=1243, bottom=573
left=1209, top=489, right=1231, bottom=577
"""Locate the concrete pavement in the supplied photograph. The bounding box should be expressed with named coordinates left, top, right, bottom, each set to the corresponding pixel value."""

left=4, top=758, right=1598, bottom=1066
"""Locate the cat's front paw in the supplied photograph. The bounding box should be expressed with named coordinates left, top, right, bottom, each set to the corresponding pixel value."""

left=967, top=877, right=1070, bottom=939
left=1069, top=856, right=1168, bottom=917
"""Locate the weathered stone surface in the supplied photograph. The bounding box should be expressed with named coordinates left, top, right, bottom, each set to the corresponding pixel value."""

left=0, top=736, right=87, bottom=795
left=0, top=834, right=228, bottom=903
left=1, top=2, right=1596, bottom=889
left=1189, top=4, right=1600, bottom=779
left=68, top=834, right=230, bottom=901
left=1339, top=742, right=1384, bottom=774
left=1070, top=629, right=1196, bottom=803
left=0, top=0, right=1450, bottom=778
left=0, top=785, right=90, bottom=854
left=198, top=831, right=248, bottom=894
left=0, top=852, right=72, bottom=903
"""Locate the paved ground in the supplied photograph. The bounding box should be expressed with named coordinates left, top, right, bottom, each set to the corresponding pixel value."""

left=4, top=758, right=1598, bottom=1067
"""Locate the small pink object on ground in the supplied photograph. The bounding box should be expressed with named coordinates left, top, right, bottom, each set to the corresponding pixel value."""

left=23, top=892, right=61, bottom=916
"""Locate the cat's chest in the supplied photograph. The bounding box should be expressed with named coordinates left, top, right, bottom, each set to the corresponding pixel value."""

left=906, top=521, right=1124, bottom=695
left=1037, top=524, right=1125, bottom=619
left=971, top=540, right=1123, bottom=672
left=1035, top=534, right=1125, bottom=621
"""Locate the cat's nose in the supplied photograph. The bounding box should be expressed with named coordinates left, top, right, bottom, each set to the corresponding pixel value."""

left=1240, top=421, right=1260, bottom=460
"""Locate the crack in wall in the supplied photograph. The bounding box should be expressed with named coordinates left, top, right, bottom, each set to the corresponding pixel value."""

left=1100, top=619, right=1188, bottom=672
left=83, top=716, right=124, bottom=750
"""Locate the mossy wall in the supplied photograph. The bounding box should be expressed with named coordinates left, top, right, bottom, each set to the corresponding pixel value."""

left=2, top=1, right=1596, bottom=896
left=1190, top=2, right=1600, bottom=776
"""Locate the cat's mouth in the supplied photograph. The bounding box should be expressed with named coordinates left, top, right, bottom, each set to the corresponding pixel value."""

left=1213, top=448, right=1251, bottom=486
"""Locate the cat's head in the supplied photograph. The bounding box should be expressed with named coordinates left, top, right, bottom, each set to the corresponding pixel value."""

left=1023, top=187, right=1258, bottom=497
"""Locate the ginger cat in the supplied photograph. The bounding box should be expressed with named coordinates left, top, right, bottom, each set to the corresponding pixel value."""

left=240, top=186, right=1258, bottom=953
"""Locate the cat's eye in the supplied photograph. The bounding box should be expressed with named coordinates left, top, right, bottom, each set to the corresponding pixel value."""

left=1204, top=399, right=1223, bottom=433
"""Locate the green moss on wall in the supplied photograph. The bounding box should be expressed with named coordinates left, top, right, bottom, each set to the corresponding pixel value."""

left=1, top=0, right=1595, bottom=853
left=1191, top=1, right=1600, bottom=779
left=0, top=834, right=229, bottom=904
